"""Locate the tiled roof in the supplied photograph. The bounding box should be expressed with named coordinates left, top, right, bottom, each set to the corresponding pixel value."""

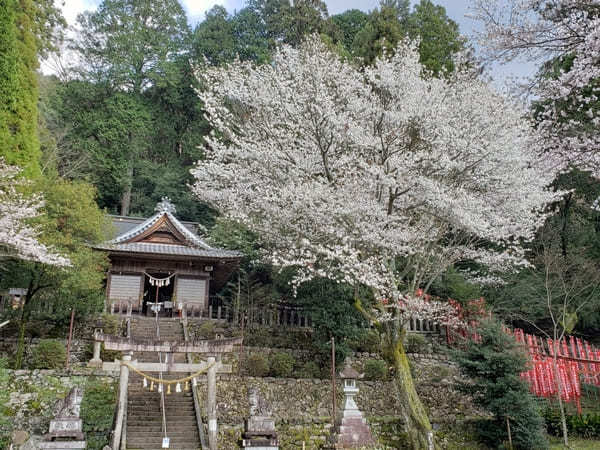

left=111, top=215, right=199, bottom=238
left=96, top=201, right=241, bottom=259
left=94, top=242, right=240, bottom=258
left=111, top=211, right=212, bottom=249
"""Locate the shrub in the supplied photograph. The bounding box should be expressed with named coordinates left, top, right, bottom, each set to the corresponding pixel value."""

left=246, top=354, right=269, bottom=377
left=297, top=361, right=321, bottom=379
left=194, top=321, right=216, bottom=339
left=363, top=359, right=387, bottom=381
left=350, top=329, right=381, bottom=353
left=100, top=313, right=122, bottom=335
left=31, top=339, right=66, bottom=369
left=543, top=408, right=600, bottom=438
left=405, top=333, right=427, bottom=354
left=81, top=379, right=117, bottom=450
left=269, top=351, right=295, bottom=378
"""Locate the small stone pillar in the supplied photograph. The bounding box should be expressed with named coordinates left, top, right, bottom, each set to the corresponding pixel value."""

left=39, top=387, right=86, bottom=450
left=207, top=356, right=218, bottom=450
left=241, top=387, right=278, bottom=449
left=112, top=353, right=130, bottom=450
left=331, top=360, right=376, bottom=449
left=88, top=325, right=103, bottom=368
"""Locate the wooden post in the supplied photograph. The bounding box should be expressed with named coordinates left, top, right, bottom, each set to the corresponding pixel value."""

left=331, top=337, right=336, bottom=425
left=65, top=309, right=75, bottom=370
left=506, top=416, right=513, bottom=450
left=238, top=315, right=245, bottom=376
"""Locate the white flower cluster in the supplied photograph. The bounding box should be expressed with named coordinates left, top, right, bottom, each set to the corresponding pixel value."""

left=192, top=36, right=559, bottom=300
left=0, top=161, right=70, bottom=266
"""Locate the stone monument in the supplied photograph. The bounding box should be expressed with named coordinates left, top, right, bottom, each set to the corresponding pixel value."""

left=241, top=386, right=278, bottom=449
left=330, top=359, right=377, bottom=449
left=40, top=387, right=86, bottom=450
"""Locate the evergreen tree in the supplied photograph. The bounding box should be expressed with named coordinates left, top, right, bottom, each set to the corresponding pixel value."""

left=452, top=320, right=548, bottom=449
left=0, top=0, right=41, bottom=176
left=72, top=0, right=191, bottom=215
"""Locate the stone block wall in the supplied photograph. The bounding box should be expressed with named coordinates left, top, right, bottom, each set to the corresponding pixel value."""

left=193, top=354, right=485, bottom=449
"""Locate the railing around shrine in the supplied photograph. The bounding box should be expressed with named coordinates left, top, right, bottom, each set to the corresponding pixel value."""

left=108, top=297, right=442, bottom=334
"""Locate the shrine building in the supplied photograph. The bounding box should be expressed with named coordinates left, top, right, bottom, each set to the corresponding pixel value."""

left=94, top=198, right=241, bottom=317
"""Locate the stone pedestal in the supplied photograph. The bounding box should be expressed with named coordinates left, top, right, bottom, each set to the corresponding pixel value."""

left=41, top=387, right=87, bottom=450
left=39, top=441, right=87, bottom=450
left=241, top=387, right=278, bottom=449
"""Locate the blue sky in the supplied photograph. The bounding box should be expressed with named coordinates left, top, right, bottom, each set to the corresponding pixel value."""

left=59, top=0, right=537, bottom=84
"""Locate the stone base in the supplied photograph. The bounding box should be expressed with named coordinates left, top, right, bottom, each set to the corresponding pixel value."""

left=331, top=417, right=376, bottom=449
left=39, top=441, right=86, bottom=450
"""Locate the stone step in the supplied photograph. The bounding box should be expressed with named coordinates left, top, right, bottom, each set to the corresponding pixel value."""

left=127, top=426, right=198, bottom=433
left=127, top=405, right=195, bottom=418
left=128, top=404, right=195, bottom=410
left=127, top=420, right=198, bottom=427
left=126, top=439, right=200, bottom=446
left=126, top=448, right=200, bottom=450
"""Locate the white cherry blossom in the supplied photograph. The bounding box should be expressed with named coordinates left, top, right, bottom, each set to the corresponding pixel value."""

left=192, top=36, right=560, bottom=312
left=0, top=160, right=70, bottom=266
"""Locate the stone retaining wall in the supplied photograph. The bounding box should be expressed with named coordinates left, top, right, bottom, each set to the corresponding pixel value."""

left=1, top=355, right=483, bottom=449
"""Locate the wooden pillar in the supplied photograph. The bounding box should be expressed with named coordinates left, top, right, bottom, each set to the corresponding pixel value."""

left=207, top=356, right=217, bottom=450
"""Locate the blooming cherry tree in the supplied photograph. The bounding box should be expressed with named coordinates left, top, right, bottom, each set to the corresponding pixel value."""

left=192, top=36, right=559, bottom=449
left=471, top=0, right=600, bottom=175
left=0, top=160, right=70, bottom=266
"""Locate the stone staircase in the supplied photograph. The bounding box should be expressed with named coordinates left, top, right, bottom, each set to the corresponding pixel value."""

left=126, top=317, right=201, bottom=450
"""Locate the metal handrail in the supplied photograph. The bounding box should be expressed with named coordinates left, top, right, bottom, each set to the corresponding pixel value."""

left=155, top=305, right=168, bottom=445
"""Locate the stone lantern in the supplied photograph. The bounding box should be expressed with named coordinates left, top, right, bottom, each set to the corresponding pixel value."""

left=331, top=359, right=376, bottom=449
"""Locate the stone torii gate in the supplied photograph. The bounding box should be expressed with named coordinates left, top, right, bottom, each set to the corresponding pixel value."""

left=91, top=333, right=241, bottom=450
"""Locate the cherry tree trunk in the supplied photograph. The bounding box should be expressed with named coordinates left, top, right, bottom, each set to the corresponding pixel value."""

left=387, top=331, right=436, bottom=450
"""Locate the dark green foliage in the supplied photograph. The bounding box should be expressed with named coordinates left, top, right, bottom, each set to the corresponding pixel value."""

left=269, top=351, right=295, bottom=377
left=352, top=1, right=407, bottom=65
left=363, top=359, right=388, bottom=381
left=31, top=339, right=66, bottom=369
left=328, top=9, right=369, bottom=53
left=404, top=334, right=427, bottom=354
left=192, top=6, right=237, bottom=65
left=543, top=408, right=600, bottom=439
left=406, top=0, right=465, bottom=75
left=351, top=0, right=465, bottom=72
left=80, top=379, right=117, bottom=450
left=74, top=0, right=190, bottom=92
left=297, top=361, right=321, bottom=379
left=486, top=169, right=600, bottom=336
left=429, top=267, right=482, bottom=306
left=246, top=353, right=269, bottom=377
left=295, top=277, right=371, bottom=367
left=349, top=328, right=381, bottom=354
left=452, top=320, right=548, bottom=449
left=0, top=358, right=11, bottom=449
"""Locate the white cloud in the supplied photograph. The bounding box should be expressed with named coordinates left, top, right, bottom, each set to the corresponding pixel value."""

left=181, top=0, right=228, bottom=22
